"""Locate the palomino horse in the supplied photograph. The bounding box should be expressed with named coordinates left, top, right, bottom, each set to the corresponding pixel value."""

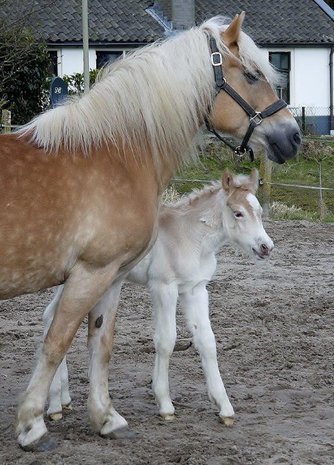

left=44, top=169, right=273, bottom=425
left=0, top=12, right=300, bottom=449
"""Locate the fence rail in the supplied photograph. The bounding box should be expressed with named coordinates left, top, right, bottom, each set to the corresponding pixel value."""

left=172, top=178, right=334, bottom=192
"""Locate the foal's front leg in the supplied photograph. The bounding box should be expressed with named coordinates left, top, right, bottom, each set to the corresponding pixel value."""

left=17, top=264, right=120, bottom=450
left=179, top=283, right=235, bottom=425
left=151, top=283, right=178, bottom=420
left=86, top=279, right=132, bottom=438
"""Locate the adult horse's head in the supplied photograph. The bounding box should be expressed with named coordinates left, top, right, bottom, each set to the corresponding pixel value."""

left=205, top=12, right=301, bottom=164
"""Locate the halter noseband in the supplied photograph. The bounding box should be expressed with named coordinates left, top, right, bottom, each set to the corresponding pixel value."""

left=205, top=37, right=287, bottom=162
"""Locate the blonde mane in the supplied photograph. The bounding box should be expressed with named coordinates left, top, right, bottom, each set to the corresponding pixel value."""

left=18, top=16, right=279, bottom=172
left=165, top=171, right=257, bottom=211
left=165, top=182, right=221, bottom=211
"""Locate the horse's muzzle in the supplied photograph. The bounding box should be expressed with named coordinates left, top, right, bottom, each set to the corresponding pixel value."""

left=266, top=125, right=301, bottom=164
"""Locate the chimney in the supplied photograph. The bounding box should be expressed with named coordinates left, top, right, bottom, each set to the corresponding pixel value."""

left=157, top=0, right=195, bottom=30
left=172, top=0, right=195, bottom=30
left=157, top=0, right=172, bottom=21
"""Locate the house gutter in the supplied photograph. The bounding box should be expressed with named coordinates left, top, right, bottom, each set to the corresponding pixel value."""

left=312, top=0, right=334, bottom=21
left=330, top=46, right=334, bottom=134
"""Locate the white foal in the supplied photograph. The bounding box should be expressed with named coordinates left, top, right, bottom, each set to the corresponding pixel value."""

left=44, top=168, right=273, bottom=425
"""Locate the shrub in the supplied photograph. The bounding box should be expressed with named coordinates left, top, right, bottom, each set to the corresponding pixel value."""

left=0, top=26, right=51, bottom=124
left=63, top=70, right=99, bottom=95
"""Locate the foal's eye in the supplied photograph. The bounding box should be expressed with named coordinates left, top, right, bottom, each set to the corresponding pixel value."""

left=244, top=71, right=259, bottom=84
left=234, top=211, right=244, bottom=219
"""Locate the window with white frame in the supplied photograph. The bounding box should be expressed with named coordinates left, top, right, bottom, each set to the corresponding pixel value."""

left=269, top=52, right=291, bottom=104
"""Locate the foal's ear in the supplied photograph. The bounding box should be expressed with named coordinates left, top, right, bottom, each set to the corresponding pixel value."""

left=222, top=169, right=234, bottom=193
left=249, top=168, right=259, bottom=193
left=223, top=11, right=245, bottom=47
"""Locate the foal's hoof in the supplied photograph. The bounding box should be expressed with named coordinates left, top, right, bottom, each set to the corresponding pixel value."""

left=63, top=402, right=73, bottom=412
left=161, top=413, right=175, bottom=422
left=49, top=412, right=63, bottom=421
left=219, top=415, right=235, bottom=427
left=100, top=427, right=137, bottom=440
left=19, top=434, right=58, bottom=452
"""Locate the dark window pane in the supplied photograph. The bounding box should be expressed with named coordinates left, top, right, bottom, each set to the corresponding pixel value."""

left=280, top=54, right=290, bottom=71
left=48, top=51, right=58, bottom=76
left=96, top=51, right=122, bottom=69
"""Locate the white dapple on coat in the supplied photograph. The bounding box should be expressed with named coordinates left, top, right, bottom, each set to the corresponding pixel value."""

left=43, top=169, right=273, bottom=426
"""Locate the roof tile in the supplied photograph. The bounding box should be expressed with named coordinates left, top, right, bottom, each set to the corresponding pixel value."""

left=0, top=0, right=332, bottom=45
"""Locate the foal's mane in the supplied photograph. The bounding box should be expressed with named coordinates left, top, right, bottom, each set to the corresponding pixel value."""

left=18, top=16, right=279, bottom=172
left=166, top=173, right=255, bottom=211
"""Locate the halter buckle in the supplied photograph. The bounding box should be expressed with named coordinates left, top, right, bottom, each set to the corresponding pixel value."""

left=211, top=51, right=223, bottom=66
left=234, top=146, right=246, bottom=155
left=249, top=112, right=263, bottom=126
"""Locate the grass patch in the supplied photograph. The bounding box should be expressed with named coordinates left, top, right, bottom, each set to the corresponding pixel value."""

left=170, top=137, right=334, bottom=222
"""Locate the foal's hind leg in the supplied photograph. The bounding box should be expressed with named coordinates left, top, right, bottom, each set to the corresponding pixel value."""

left=17, top=264, right=120, bottom=450
left=151, top=283, right=178, bottom=420
left=179, top=283, right=235, bottom=425
left=86, top=279, right=132, bottom=438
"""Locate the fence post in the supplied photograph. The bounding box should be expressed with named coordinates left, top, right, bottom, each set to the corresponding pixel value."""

left=1, top=109, right=11, bottom=133
left=318, top=160, right=327, bottom=221
left=259, top=154, right=272, bottom=219
left=301, top=106, right=306, bottom=133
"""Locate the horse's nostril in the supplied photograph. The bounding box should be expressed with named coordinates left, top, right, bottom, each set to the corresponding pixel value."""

left=293, top=132, right=301, bottom=145
left=261, top=244, right=269, bottom=254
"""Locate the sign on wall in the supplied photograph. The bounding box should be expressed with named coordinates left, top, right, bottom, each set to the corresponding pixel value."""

left=50, top=77, right=68, bottom=108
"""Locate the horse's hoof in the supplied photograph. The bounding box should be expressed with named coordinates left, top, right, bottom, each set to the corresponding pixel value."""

left=49, top=412, right=63, bottom=421
left=63, top=402, right=73, bottom=411
left=19, top=434, right=58, bottom=452
left=161, top=413, right=175, bottom=421
left=219, top=415, right=235, bottom=426
left=100, top=426, right=137, bottom=440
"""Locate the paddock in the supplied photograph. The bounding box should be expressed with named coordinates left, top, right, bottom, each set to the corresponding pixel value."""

left=0, top=220, right=333, bottom=465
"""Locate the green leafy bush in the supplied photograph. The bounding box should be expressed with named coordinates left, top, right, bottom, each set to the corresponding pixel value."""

left=0, top=26, right=51, bottom=124
left=63, top=70, right=99, bottom=95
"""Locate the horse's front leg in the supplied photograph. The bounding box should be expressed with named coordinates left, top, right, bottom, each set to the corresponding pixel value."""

left=86, top=279, right=133, bottom=438
left=179, top=283, right=235, bottom=425
left=43, top=286, right=72, bottom=421
left=151, top=283, right=178, bottom=420
left=17, top=263, right=119, bottom=451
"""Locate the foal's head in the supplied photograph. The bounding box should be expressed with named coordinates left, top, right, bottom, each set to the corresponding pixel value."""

left=221, top=168, right=273, bottom=259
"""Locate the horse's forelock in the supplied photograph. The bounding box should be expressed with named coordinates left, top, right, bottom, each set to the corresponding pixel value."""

left=201, top=15, right=281, bottom=87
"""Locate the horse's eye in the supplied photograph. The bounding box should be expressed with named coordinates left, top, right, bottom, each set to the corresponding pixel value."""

left=244, top=71, right=258, bottom=84
left=234, top=211, right=244, bottom=219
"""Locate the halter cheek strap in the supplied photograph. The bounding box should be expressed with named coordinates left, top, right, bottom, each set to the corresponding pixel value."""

left=206, top=37, right=287, bottom=161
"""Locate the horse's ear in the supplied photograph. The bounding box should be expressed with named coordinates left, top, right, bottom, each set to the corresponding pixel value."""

left=222, top=169, right=234, bottom=193
left=223, top=11, right=245, bottom=46
left=249, top=168, right=259, bottom=193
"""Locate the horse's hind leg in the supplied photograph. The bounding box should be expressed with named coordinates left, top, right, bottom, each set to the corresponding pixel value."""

left=86, top=279, right=132, bottom=438
left=17, top=263, right=120, bottom=450
left=151, top=283, right=178, bottom=420
left=179, top=284, right=235, bottom=425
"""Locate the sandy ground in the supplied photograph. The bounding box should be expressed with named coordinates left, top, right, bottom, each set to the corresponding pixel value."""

left=0, top=220, right=333, bottom=465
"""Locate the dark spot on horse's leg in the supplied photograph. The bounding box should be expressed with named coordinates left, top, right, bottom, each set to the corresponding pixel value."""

left=95, top=315, right=103, bottom=328
left=19, top=434, right=58, bottom=452
left=100, top=427, right=138, bottom=440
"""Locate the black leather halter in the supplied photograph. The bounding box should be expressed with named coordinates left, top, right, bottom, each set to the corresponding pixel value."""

left=205, top=37, right=287, bottom=161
